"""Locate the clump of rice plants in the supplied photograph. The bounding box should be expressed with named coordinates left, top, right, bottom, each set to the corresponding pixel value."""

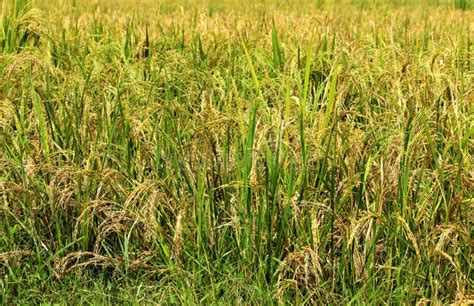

left=1, top=0, right=473, bottom=304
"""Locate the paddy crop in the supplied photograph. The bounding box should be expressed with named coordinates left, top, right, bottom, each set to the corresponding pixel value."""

left=1, top=0, right=473, bottom=303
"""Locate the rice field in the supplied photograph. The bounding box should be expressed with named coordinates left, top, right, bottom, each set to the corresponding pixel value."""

left=1, top=0, right=473, bottom=303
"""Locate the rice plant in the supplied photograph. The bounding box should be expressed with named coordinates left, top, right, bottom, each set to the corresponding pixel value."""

left=1, top=0, right=473, bottom=303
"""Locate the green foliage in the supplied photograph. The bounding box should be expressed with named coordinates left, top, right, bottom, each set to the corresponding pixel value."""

left=1, top=0, right=473, bottom=304
left=454, top=0, right=471, bottom=10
